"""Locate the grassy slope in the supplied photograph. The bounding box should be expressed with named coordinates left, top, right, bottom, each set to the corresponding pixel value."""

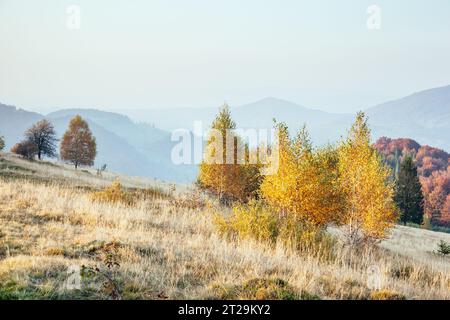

left=0, top=153, right=449, bottom=300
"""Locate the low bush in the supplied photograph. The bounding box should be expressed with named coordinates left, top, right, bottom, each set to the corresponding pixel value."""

left=90, top=181, right=134, bottom=206
left=214, top=200, right=336, bottom=256
left=214, top=200, right=278, bottom=242
left=431, top=225, right=450, bottom=234
left=91, top=181, right=173, bottom=207
left=390, top=264, right=414, bottom=280
left=170, top=188, right=205, bottom=210
left=370, top=289, right=406, bottom=300
left=212, top=278, right=315, bottom=300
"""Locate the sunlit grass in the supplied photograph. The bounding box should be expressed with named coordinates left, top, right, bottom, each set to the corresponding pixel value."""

left=0, top=153, right=449, bottom=300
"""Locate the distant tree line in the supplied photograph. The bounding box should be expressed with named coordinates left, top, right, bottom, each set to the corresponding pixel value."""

left=8, top=115, right=97, bottom=169
left=375, top=137, right=449, bottom=228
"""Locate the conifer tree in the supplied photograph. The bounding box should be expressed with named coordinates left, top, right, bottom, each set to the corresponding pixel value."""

left=394, top=155, right=424, bottom=225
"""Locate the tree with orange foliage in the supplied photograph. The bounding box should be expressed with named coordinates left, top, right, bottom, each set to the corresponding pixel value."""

left=442, top=195, right=450, bottom=222
left=338, top=112, right=398, bottom=245
left=420, top=167, right=450, bottom=226
left=11, top=140, right=38, bottom=159
left=60, top=115, right=97, bottom=169
left=415, top=146, right=448, bottom=177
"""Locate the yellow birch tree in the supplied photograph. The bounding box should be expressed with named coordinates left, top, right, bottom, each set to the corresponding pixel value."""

left=260, top=123, right=345, bottom=228
left=198, top=104, right=261, bottom=203
left=338, top=112, right=398, bottom=245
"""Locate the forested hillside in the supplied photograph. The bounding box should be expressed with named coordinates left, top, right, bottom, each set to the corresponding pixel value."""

left=374, top=137, right=450, bottom=227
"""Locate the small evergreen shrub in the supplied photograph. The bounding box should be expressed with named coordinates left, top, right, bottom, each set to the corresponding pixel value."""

left=436, top=240, right=450, bottom=256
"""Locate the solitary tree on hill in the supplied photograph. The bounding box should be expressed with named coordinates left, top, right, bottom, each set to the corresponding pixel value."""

left=60, top=115, right=97, bottom=169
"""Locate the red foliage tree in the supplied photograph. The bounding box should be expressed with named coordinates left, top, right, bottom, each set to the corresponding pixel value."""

left=415, top=145, right=449, bottom=177
left=374, top=137, right=420, bottom=157
left=420, top=167, right=450, bottom=226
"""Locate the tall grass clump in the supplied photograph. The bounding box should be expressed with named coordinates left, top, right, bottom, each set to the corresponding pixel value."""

left=90, top=181, right=134, bottom=206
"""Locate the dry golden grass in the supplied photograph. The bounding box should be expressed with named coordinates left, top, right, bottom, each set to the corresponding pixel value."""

left=0, top=152, right=182, bottom=192
left=0, top=154, right=449, bottom=300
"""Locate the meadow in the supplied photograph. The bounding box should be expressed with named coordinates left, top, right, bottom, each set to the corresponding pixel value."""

left=0, top=153, right=449, bottom=300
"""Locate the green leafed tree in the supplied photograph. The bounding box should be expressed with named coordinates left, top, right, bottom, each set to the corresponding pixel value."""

left=394, top=155, right=424, bottom=225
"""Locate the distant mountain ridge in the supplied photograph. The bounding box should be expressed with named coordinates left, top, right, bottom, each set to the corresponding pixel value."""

left=121, top=86, right=450, bottom=151
left=1, top=84, right=449, bottom=182
left=0, top=104, right=196, bottom=182
left=119, top=97, right=354, bottom=146
left=0, top=103, right=43, bottom=147
left=367, top=85, right=450, bottom=151
left=46, top=109, right=197, bottom=183
left=367, top=85, right=450, bottom=128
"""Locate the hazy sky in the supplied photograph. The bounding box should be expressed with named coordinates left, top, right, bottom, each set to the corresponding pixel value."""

left=1, top=0, right=450, bottom=114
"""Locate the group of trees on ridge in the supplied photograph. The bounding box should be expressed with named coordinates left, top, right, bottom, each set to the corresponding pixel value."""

left=1, top=115, right=97, bottom=169
left=198, top=105, right=432, bottom=245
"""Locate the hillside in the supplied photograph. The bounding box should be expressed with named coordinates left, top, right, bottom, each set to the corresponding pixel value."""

left=47, top=109, right=168, bottom=147
left=232, top=98, right=353, bottom=146
left=374, top=137, right=450, bottom=227
left=0, top=103, right=43, bottom=148
left=0, top=153, right=449, bottom=300
left=120, top=98, right=354, bottom=146
left=120, top=86, right=450, bottom=151
left=0, top=104, right=196, bottom=183
left=46, top=109, right=198, bottom=183
left=367, top=85, right=450, bottom=151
